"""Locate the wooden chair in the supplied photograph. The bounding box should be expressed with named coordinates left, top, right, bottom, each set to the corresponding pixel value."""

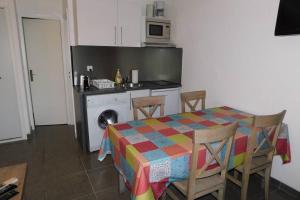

left=226, top=110, right=286, bottom=200
left=132, top=96, right=165, bottom=120
left=181, top=90, right=206, bottom=112
left=166, top=122, right=238, bottom=200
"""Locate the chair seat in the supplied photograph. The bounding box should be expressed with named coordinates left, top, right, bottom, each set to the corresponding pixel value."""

left=172, top=174, right=225, bottom=196
left=236, top=156, right=272, bottom=173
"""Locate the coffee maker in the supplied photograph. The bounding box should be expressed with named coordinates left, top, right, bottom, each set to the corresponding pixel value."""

left=153, top=1, right=165, bottom=17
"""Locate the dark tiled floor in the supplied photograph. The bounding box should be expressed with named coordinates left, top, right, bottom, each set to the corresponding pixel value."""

left=0, top=125, right=297, bottom=200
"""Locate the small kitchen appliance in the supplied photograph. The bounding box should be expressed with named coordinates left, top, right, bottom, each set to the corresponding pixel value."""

left=154, top=1, right=165, bottom=17
left=145, top=17, right=171, bottom=44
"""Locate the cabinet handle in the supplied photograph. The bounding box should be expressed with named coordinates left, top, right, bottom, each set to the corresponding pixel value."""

left=121, top=26, right=123, bottom=45
left=130, top=92, right=132, bottom=110
left=114, top=26, right=117, bottom=45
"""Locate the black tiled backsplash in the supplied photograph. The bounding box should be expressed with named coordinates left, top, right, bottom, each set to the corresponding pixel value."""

left=71, top=46, right=182, bottom=85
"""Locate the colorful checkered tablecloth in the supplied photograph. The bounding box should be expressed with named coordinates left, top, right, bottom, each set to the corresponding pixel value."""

left=98, top=106, right=291, bottom=200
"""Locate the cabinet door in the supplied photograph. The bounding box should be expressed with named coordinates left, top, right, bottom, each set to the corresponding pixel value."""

left=118, top=0, right=142, bottom=47
left=151, top=88, right=180, bottom=118
left=76, top=0, right=118, bottom=46
left=128, top=89, right=150, bottom=121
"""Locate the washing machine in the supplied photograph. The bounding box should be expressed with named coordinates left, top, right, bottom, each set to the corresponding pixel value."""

left=86, top=93, right=130, bottom=152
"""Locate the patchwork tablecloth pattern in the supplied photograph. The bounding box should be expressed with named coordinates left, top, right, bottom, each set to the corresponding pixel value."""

left=98, top=106, right=291, bottom=200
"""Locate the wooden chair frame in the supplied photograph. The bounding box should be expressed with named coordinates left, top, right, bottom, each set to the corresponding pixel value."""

left=181, top=90, right=206, bottom=112
left=166, top=122, right=238, bottom=200
left=132, top=96, right=165, bottom=120
left=226, top=110, right=286, bottom=200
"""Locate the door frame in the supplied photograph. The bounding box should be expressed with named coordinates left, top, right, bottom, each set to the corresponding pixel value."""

left=18, top=14, right=75, bottom=129
left=0, top=0, right=30, bottom=143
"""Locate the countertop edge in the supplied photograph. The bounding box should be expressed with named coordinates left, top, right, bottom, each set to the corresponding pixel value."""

left=74, top=83, right=182, bottom=96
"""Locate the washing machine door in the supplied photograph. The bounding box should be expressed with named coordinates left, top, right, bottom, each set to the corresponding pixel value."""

left=98, top=110, right=118, bottom=129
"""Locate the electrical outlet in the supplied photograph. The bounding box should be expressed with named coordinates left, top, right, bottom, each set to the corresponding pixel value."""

left=87, top=65, right=93, bottom=72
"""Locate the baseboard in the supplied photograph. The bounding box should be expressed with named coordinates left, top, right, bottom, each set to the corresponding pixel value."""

left=270, top=177, right=300, bottom=199
left=0, top=137, right=25, bottom=144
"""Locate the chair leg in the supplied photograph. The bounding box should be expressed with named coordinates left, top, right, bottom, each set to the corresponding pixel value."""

left=118, top=174, right=126, bottom=194
left=264, top=167, right=271, bottom=200
left=218, top=188, right=225, bottom=200
left=166, top=188, right=181, bottom=200
left=241, top=171, right=250, bottom=200
left=160, top=191, right=167, bottom=200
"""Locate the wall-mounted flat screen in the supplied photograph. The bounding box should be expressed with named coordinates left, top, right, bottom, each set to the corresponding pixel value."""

left=275, top=0, right=300, bottom=36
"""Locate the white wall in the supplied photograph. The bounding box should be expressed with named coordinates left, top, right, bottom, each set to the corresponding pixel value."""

left=173, top=0, right=300, bottom=191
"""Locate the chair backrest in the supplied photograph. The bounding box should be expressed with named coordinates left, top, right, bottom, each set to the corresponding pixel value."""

left=187, top=122, right=238, bottom=196
left=132, top=96, right=165, bottom=120
left=247, top=110, right=286, bottom=162
left=181, top=90, right=206, bottom=112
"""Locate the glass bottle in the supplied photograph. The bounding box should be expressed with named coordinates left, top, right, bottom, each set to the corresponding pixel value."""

left=115, top=68, right=122, bottom=85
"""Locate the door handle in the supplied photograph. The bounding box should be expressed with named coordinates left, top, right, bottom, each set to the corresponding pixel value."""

left=29, top=69, right=36, bottom=82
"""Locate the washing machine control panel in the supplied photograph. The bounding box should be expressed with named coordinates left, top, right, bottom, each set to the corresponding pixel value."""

left=86, top=93, right=130, bottom=107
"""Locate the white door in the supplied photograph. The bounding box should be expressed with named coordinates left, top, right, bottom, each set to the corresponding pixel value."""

left=151, top=88, right=181, bottom=118
left=0, top=8, right=22, bottom=140
left=76, top=0, right=118, bottom=46
left=23, top=18, right=68, bottom=125
left=118, top=0, right=142, bottom=47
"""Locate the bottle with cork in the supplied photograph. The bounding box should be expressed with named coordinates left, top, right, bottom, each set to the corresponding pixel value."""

left=115, top=68, right=122, bottom=85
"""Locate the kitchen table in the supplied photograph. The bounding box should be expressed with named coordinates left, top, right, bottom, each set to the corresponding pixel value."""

left=98, top=106, right=291, bottom=200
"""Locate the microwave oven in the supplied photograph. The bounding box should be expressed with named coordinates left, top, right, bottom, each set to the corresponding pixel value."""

left=145, top=18, right=171, bottom=44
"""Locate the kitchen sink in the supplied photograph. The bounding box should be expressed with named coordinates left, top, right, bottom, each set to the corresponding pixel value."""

left=122, top=83, right=143, bottom=89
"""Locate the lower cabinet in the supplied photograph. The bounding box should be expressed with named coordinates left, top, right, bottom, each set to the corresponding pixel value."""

left=151, top=87, right=181, bottom=118
left=127, top=89, right=150, bottom=121
left=126, top=87, right=181, bottom=121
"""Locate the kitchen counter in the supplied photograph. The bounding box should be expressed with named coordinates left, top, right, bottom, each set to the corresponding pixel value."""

left=73, top=80, right=181, bottom=152
left=73, top=81, right=182, bottom=96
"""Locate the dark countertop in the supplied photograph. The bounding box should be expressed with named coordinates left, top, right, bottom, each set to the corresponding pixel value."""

left=73, top=81, right=182, bottom=96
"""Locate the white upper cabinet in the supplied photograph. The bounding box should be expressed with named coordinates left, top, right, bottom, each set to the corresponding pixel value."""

left=118, top=0, right=142, bottom=47
left=76, top=0, right=118, bottom=46
left=73, top=0, right=142, bottom=47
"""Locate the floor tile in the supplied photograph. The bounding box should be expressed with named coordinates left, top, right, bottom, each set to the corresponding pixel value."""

left=44, top=155, right=84, bottom=178
left=72, top=193, right=97, bottom=200
left=23, top=183, right=46, bottom=200
left=81, top=152, right=113, bottom=170
left=46, top=171, right=93, bottom=200
left=95, top=186, right=130, bottom=200
left=264, top=189, right=299, bottom=200
left=87, top=165, right=119, bottom=193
